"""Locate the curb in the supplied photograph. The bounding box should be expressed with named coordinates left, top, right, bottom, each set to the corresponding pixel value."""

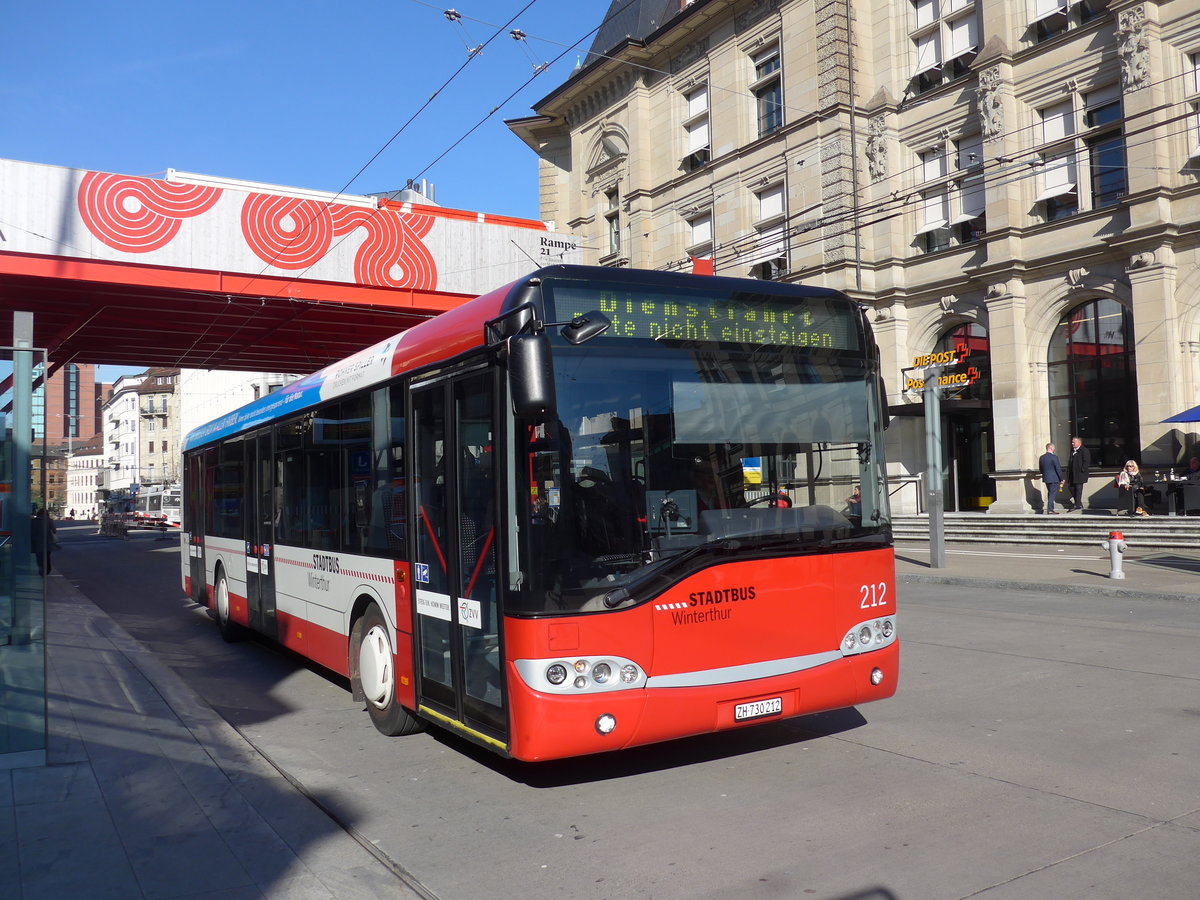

left=898, top=572, right=1198, bottom=603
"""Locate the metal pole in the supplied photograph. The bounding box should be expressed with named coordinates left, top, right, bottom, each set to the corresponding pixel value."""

left=924, top=365, right=945, bottom=568
left=11, top=313, right=35, bottom=642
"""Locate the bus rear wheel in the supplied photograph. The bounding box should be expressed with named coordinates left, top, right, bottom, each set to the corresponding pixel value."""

left=214, top=570, right=245, bottom=643
left=355, top=603, right=422, bottom=736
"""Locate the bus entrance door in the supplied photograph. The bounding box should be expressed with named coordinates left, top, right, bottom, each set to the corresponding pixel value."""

left=412, top=371, right=507, bottom=750
left=244, top=430, right=278, bottom=639
left=185, top=453, right=206, bottom=603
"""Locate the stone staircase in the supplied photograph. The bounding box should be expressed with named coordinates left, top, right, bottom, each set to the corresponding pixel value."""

left=893, top=511, right=1200, bottom=550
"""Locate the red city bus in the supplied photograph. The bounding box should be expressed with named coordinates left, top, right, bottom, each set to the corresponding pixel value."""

left=181, top=265, right=897, bottom=761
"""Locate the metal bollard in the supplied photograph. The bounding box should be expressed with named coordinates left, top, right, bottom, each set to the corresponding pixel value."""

left=1101, top=530, right=1127, bottom=579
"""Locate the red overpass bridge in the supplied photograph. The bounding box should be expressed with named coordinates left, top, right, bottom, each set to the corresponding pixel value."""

left=0, top=158, right=581, bottom=375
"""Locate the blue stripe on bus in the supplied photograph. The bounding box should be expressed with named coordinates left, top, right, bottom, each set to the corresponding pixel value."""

left=183, top=374, right=326, bottom=450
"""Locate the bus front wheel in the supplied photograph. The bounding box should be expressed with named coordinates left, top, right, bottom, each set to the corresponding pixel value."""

left=355, top=603, right=422, bottom=736
left=214, top=570, right=245, bottom=643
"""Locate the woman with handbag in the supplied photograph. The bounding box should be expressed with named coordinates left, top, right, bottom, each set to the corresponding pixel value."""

left=1117, top=460, right=1150, bottom=516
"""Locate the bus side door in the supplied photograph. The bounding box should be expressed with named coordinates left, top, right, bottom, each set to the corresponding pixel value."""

left=243, top=428, right=278, bottom=639
left=411, top=369, right=507, bottom=747
left=185, top=452, right=206, bottom=602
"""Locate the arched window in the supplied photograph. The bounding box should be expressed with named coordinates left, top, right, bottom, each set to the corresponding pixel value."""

left=934, top=321, right=994, bottom=508
left=933, top=321, right=990, bottom=401
left=1048, top=298, right=1139, bottom=468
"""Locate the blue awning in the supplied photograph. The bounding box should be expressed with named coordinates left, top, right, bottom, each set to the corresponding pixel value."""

left=1163, top=404, right=1200, bottom=423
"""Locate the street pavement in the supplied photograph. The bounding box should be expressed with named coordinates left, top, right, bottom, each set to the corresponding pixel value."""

left=3, top=531, right=1195, bottom=899
left=897, top=538, right=1200, bottom=601
left=2, top=571, right=429, bottom=900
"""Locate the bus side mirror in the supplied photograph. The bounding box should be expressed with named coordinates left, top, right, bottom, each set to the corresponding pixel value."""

left=878, top=375, right=890, bottom=429
left=508, top=333, right=556, bottom=421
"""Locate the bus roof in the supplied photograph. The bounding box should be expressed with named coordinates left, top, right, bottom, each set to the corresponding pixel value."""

left=183, top=265, right=853, bottom=451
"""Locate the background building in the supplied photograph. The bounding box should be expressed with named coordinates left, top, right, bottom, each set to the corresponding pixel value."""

left=508, top=0, right=1200, bottom=513
left=31, top=361, right=107, bottom=515
left=66, top=434, right=104, bottom=519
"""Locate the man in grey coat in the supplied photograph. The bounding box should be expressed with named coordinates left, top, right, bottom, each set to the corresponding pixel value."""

left=1038, top=443, right=1064, bottom=514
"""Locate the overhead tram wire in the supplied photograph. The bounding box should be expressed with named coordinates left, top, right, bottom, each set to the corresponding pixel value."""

left=269, top=0, right=644, bottom=305
left=191, top=4, right=550, bottom=370
left=203, top=4, right=1200, bottom=360
left=647, top=95, right=1200, bottom=275
left=407, top=0, right=823, bottom=126
left=233, top=0, right=643, bottom=317
left=217, top=1, right=541, bottom=304
left=406, top=0, right=646, bottom=183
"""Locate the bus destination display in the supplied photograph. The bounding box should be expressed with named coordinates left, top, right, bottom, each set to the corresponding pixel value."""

left=548, top=284, right=860, bottom=352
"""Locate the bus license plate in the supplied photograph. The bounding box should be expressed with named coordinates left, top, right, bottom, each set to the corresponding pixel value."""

left=734, top=697, right=782, bottom=721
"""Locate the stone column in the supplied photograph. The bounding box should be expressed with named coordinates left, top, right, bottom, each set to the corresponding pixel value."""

left=1126, top=248, right=1181, bottom=465
left=983, top=279, right=1034, bottom=512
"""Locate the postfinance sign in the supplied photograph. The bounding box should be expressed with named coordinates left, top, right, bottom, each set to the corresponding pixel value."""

left=904, top=343, right=981, bottom=391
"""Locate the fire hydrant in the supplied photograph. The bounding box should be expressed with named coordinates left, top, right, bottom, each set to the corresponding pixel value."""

left=1102, top=531, right=1127, bottom=579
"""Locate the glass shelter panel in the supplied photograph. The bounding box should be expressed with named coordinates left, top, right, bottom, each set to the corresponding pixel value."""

left=1, top=345, right=49, bottom=766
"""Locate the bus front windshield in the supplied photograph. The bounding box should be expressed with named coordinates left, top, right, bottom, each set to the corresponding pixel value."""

left=511, top=341, right=890, bottom=615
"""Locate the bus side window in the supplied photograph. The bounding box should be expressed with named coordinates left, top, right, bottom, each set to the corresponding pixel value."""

left=364, top=386, right=405, bottom=558
left=275, top=416, right=307, bottom=547
left=339, top=394, right=372, bottom=556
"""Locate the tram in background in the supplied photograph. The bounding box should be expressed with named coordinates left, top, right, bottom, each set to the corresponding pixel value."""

left=181, top=265, right=898, bottom=761
left=132, top=485, right=181, bottom=528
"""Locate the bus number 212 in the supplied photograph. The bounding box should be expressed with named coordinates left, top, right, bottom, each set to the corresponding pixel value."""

left=859, top=582, right=888, bottom=609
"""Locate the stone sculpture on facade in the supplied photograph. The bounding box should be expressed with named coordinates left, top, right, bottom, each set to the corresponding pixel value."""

left=977, top=67, right=1004, bottom=142
left=866, top=116, right=888, bottom=182
left=1118, top=8, right=1150, bottom=91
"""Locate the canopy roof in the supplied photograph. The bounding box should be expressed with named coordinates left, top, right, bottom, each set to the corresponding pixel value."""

left=0, top=158, right=581, bottom=377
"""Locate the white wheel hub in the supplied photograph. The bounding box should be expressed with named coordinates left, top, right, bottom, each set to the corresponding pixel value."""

left=217, top=579, right=230, bottom=623
left=359, top=624, right=394, bottom=708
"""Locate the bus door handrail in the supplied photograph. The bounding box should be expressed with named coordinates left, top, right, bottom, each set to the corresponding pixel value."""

left=419, top=505, right=449, bottom=574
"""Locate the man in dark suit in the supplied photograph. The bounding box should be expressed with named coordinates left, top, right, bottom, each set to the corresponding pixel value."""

left=1066, top=436, right=1091, bottom=512
left=1038, top=442, right=1064, bottom=514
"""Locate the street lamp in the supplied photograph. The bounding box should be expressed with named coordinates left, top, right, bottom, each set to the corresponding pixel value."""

left=51, top=412, right=80, bottom=517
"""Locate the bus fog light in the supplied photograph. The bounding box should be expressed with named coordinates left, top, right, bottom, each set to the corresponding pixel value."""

left=859, top=626, right=873, bottom=646
left=870, top=668, right=884, bottom=686
left=546, top=663, right=567, bottom=685
left=620, top=664, right=639, bottom=683
left=596, top=714, right=617, bottom=735
left=592, top=663, right=612, bottom=684
left=574, top=675, right=588, bottom=689
left=881, top=619, right=894, bottom=639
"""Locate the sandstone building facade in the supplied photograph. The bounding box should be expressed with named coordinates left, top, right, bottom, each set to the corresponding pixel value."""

left=509, top=0, right=1200, bottom=512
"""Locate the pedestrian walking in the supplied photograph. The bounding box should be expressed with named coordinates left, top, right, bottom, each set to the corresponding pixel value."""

left=1038, top=442, right=1064, bottom=514
left=1066, top=436, right=1091, bottom=512
left=31, top=506, right=58, bottom=576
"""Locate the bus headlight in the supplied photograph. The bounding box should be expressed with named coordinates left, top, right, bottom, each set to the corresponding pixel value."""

left=515, top=656, right=646, bottom=694
left=840, top=615, right=899, bottom=657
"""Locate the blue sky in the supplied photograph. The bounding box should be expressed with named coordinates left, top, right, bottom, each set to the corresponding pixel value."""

left=5, top=1, right=611, bottom=221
